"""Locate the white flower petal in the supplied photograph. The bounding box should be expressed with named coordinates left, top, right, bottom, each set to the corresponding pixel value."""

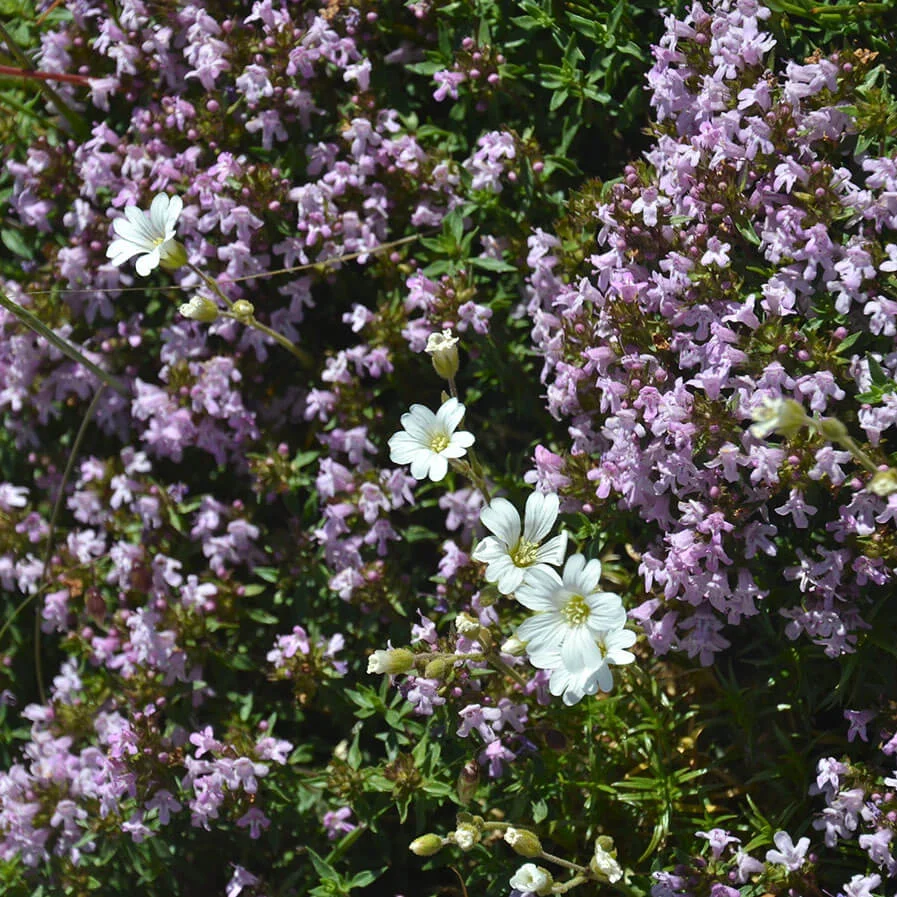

left=450, top=430, right=475, bottom=449
left=562, top=553, right=602, bottom=594
left=389, top=434, right=429, bottom=465
left=534, top=532, right=568, bottom=567
left=436, top=396, right=464, bottom=432
left=560, top=626, right=602, bottom=677
left=441, top=440, right=471, bottom=459
left=495, top=562, right=526, bottom=595
left=427, top=454, right=449, bottom=482
left=400, top=405, right=436, bottom=441
left=517, top=611, right=565, bottom=654
left=523, top=491, right=559, bottom=543
left=409, top=455, right=432, bottom=480
left=480, top=498, right=520, bottom=547
left=471, top=536, right=505, bottom=563
left=165, top=194, right=183, bottom=229
left=585, top=593, right=626, bottom=632
left=515, top=567, right=563, bottom=610
left=135, top=247, right=161, bottom=277
left=106, top=238, right=144, bottom=264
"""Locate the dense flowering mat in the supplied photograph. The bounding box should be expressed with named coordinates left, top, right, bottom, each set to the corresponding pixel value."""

left=1, top=0, right=897, bottom=895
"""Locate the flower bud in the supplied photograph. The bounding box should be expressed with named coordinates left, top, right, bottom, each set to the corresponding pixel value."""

left=590, top=837, right=623, bottom=883
left=456, top=760, right=479, bottom=805
left=231, top=299, right=255, bottom=321
left=424, top=657, right=448, bottom=678
left=815, top=416, right=848, bottom=442
left=500, top=635, right=527, bottom=657
left=159, top=239, right=188, bottom=270
left=410, top=834, right=444, bottom=856
left=504, top=827, right=543, bottom=858
left=425, top=329, right=460, bottom=381
left=750, top=398, right=809, bottom=440
left=179, top=296, right=219, bottom=323
left=366, top=648, right=415, bottom=675
left=452, top=822, right=480, bottom=851
left=868, top=468, right=897, bottom=497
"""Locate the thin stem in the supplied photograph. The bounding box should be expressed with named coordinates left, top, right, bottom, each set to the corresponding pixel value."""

left=538, top=850, right=589, bottom=875
left=34, top=385, right=107, bottom=704
left=838, top=434, right=878, bottom=474
left=552, top=874, right=588, bottom=894
left=0, top=22, right=89, bottom=137
left=246, top=317, right=314, bottom=369
left=0, top=64, right=92, bottom=86
left=22, top=233, right=431, bottom=299
left=486, top=651, right=529, bottom=689
left=187, top=263, right=234, bottom=310
left=0, top=289, right=129, bottom=396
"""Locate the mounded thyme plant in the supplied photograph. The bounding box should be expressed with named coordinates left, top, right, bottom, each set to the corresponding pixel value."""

left=1, top=0, right=897, bottom=895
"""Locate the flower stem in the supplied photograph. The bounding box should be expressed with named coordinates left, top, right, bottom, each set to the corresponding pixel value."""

left=538, top=850, right=589, bottom=874
left=187, top=263, right=234, bottom=310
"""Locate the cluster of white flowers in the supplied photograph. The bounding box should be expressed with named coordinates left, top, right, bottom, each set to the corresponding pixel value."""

left=387, top=388, right=634, bottom=706
left=475, top=491, right=635, bottom=706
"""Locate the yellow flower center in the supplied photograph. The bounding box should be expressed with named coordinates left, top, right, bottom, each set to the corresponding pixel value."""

left=429, top=433, right=450, bottom=453
left=561, top=594, right=590, bottom=626
left=510, top=538, right=539, bottom=568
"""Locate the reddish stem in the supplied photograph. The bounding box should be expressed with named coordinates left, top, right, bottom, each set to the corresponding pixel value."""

left=0, top=64, right=91, bottom=86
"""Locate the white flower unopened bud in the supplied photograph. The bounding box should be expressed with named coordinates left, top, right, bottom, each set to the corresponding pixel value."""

left=366, top=648, right=415, bottom=675
left=500, top=636, right=527, bottom=657
left=504, top=827, right=542, bottom=858
left=410, top=834, right=444, bottom=856
left=750, top=398, right=809, bottom=440
left=231, top=299, right=255, bottom=320
left=425, top=329, right=460, bottom=381
left=868, top=469, right=897, bottom=496
left=815, top=416, right=848, bottom=442
left=509, top=863, right=553, bottom=896
left=179, top=296, right=219, bottom=323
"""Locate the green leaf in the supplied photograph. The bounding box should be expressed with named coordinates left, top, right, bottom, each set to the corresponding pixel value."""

left=470, top=256, right=518, bottom=273
left=1, top=228, right=33, bottom=260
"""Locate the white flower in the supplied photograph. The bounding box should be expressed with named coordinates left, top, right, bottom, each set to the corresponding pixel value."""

left=472, top=492, right=567, bottom=595
left=591, top=840, right=623, bottom=883
left=424, top=329, right=460, bottom=380
left=509, top=863, right=553, bottom=896
left=749, top=397, right=808, bottom=440
left=516, top=554, right=628, bottom=705
left=106, top=193, right=184, bottom=276
left=366, top=648, right=415, bottom=675
left=387, top=398, right=474, bottom=482
left=765, top=830, right=810, bottom=871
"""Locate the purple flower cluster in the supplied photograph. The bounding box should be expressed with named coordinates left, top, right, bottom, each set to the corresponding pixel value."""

left=525, top=0, right=897, bottom=665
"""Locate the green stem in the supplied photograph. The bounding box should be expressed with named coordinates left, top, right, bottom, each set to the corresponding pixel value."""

left=187, top=263, right=234, bottom=310
left=538, top=850, right=589, bottom=874
left=838, top=434, right=878, bottom=474
left=244, top=316, right=314, bottom=369
left=0, top=289, right=129, bottom=396
left=34, top=384, right=107, bottom=703
left=552, top=874, right=588, bottom=894
left=486, top=650, right=529, bottom=689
